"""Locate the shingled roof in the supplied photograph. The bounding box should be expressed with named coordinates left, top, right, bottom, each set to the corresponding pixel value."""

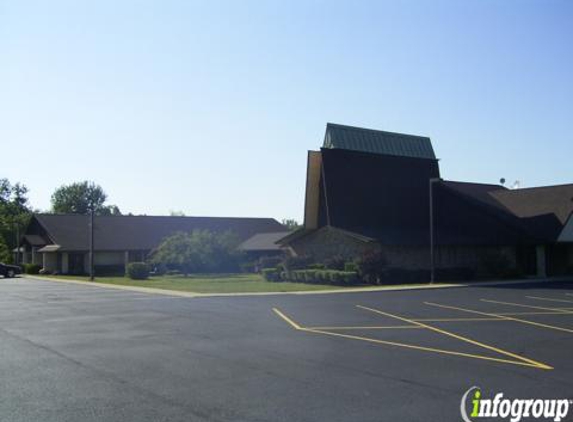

left=322, top=123, right=436, bottom=160
left=441, top=181, right=573, bottom=242
left=28, top=214, right=285, bottom=252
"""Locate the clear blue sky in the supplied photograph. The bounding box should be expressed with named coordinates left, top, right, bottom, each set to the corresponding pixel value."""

left=2, top=0, right=572, bottom=222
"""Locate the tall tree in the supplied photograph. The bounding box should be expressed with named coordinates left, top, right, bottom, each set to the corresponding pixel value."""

left=281, top=218, right=301, bottom=231
left=0, top=178, right=31, bottom=263
left=151, top=230, right=240, bottom=276
left=51, top=181, right=121, bottom=215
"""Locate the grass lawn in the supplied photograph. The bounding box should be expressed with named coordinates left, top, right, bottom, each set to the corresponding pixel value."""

left=34, top=273, right=358, bottom=293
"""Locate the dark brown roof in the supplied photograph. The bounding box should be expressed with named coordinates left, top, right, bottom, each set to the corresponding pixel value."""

left=441, top=181, right=573, bottom=242
left=491, top=184, right=573, bottom=224
left=31, top=214, right=285, bottom=252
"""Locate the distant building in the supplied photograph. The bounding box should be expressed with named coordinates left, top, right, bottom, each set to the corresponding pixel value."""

left=19, top=214, right=285, bottom=275
left=278, top=123, right=573, bottom=278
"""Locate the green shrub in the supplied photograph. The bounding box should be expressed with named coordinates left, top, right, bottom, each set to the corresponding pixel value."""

left=356, top=250, right=388, bottom=284
left=304, top=270, right=317, bottom=283
left=261, top=267, right=280, bottom=282
left=324, top=256, right=346, bottom=270
left=257, top=256, right=283, bottom=270
left=281, top=255, right=313, bottom=271
left=280, top=269, right=359, bottom=286
left=291, top=270, right=304, bottom=282
left=240, top=262, right=256, bottom=273
left=308, top=263, right=326, bottom=270
left=328, top=271, right=342, bottom=284
left=127, top=262, right=150, bottom=280
left=344, top=262, right=357, bottom=272
left=24, top=263, right=41, bottom=274
left=340, top=271, right=359, bottom=285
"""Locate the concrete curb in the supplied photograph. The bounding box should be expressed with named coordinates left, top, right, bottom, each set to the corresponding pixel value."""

left=22, top=275, right=572, bottom=298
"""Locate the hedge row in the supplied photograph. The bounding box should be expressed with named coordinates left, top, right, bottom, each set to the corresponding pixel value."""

left=23, top=263, right=41, bottom=274
left=126, top=262, right=150, bottom=280
left=262, top=268, right=360, bottom=285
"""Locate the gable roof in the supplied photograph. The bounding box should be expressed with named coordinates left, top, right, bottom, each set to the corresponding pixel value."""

left=441, top=181, right=573, bottom=242
left=30, top=214, right=285, bottom=252
left=323, top=123, right=436, bottom=160
left=490, top=184, right=573, bottom=225
left=237, top=231, right=290, bottom=252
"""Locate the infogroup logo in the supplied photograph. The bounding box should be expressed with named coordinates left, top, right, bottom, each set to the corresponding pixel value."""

left=461, top=386, right=572, bottom=422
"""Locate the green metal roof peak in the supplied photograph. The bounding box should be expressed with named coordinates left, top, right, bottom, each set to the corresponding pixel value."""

left=323, top=122, right=436, bottom=160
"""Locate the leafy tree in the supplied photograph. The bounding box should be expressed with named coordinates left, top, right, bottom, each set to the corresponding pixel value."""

left=0, top=178, right=31, bottom=263
left=51, top=181, right=121, bottom=215
left=281, top=218, right=301, bottom=231
left=151, top=230, right=241, bottom=276
left=0, top=240, right=10, bottom=263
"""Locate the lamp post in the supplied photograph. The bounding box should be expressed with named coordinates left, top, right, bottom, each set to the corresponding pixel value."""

left=89, top=209, right=95, bottom=281
left=14, top=221, right=20, bottom=265
left=429, top=177, right=441, bottom=284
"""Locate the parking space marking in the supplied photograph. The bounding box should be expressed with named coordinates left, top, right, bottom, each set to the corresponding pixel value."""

left=303, top=328, right=550, bottom=369
left=273, top=307, right=552, bottom=370
left=308, top=325, right=422, bottom=330
left=273, top=308, right=303, bottom=330
left=357, top=305, right=551, bottom=370
left=413, top=317, right=502, bottom=322
left=496, top=310, right=573, bottom=316
left=426, top=302, right=573, bottom=334
left=526, top=296, right=573, bottom=305
left=480, top=299, right=573, bottom=313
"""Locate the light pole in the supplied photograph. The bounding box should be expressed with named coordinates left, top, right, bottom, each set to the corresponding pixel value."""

left=429, top=177, right=441, bottom=284
left=89, top=209, right=95, bottom=281
left=14, top=221, right=20, bottom=265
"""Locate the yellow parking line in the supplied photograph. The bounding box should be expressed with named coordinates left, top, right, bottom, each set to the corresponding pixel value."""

left=273, top=308, right=303, bottom=330
left=526, top=296, right=573, bottom=305
left=303, top=328, right=550, bottom=370
left=497, top=311, right=573, bottom=316
left=307, top=325, right=422, bottom=330
left=415, top=311, right=573, bottom=320
left=480, top=299, right=573, bottom=313
left=413, top=317, right=502, bottom=322
left=427, top=302, right=573, bottom=334
left=357, top=305, right=551, bottom=370
left=273, top=307, right=550, bottom=369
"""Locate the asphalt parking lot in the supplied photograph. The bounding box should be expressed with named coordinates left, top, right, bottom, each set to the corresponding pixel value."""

left=1, top=277, right=572, bottom=422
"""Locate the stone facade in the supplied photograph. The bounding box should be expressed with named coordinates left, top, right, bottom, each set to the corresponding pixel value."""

left=288, top=226, right=520, bottom=273
left=287, top=226, right=376, bottom=261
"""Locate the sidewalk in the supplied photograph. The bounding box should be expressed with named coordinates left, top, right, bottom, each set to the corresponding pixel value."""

left=23, top=275, right=571, bottom=298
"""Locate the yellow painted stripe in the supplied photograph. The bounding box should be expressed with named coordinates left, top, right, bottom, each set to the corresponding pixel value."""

left=480, top=299, right=573, bottom=313
left=497, top=311, right=573, bottom=316
left=413, top=317, right=502, bottom=322
left=358, top=304, right=552, bottom=370
left=415, top=311, right=573, bottom=320
left=427, top=301, right=573, bottom=334
left=304, top=328, right=551, bottom=370
left=272, top=308, right=303, bottom=330
left=307, top=325, right=423, bottom=330
left=526, top=296, right=573, bottom=305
